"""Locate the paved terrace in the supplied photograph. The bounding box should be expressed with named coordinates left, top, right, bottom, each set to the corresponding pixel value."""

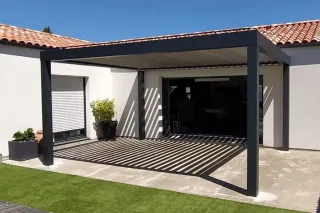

left=5, top=138, right=320, bottom=212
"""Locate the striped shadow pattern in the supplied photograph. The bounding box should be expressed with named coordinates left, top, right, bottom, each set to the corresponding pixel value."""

left=54, top=137, right=246, bottom=177
left=0, top=201, right=47, bottom=213
left=163, top=134, right=247, bottom=145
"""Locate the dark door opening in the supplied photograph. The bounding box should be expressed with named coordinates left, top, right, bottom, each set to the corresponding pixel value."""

left=163, top=76, right=263, bottom=143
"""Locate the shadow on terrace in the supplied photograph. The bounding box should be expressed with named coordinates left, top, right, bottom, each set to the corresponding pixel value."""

left=53, top=136, right=247, bottom=195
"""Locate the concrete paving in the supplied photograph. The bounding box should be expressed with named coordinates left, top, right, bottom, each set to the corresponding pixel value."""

left=4, top=139, right=320, bottom=213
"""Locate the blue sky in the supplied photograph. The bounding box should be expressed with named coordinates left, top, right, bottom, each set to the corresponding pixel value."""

left=1, top=0, right=319, bottom=42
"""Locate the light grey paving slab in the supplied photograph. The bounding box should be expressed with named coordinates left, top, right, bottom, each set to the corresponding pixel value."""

left=4, top=138, right=320, bottom=213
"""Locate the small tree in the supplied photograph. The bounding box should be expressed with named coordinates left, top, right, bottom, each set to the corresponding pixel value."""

left=90, top=99, right=115, bottom=123
left=43, top=26, right=52, bottom=34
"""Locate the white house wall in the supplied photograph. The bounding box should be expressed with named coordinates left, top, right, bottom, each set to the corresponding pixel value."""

left=144, top=66, right=283, bottom=148
left=283, top=46, right=320, bottom=150
left=0, top=44, right=112, bottom=156
left=262, top=66, right=283, bottom=148
left=111, top=69, right=139, bottom=138
left=51, top=62, right=112, bottom=139
left=1, top=43, right=320, bottom=157
left=112, top=45, right=320, bottom=151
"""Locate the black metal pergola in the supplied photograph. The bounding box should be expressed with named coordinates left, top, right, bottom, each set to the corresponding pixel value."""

left=40, top=30, right=290, bottom=197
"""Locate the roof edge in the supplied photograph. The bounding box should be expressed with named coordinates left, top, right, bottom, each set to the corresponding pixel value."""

left=252, top=19, right=320, bottom=28
left=64, top=19, right=320, bottom=49
left=0, top=39, right=54, bottom=50
left=0, top=23, right=90, bottom=43
left=2, top=19, right=320, bottom=50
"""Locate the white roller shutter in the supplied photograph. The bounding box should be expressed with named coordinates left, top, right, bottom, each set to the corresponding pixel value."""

left=52, top=76, right=85, bottom=133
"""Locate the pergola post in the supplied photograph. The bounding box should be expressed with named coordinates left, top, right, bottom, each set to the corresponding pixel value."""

left=247, top=45, right=259, bottom=196
left=41, top=60, right=54, bottom=166
left=138, top=71, right=146, bottom=140
left=282, top=63, right=290, bottom=151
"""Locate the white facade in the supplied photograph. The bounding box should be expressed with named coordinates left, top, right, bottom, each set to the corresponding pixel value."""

left=110, top=46, right=320, bottom=151
left=283, top=46, right=320, bottom=150
left=0, top=44, right=320, bottom=156
left=143, top=66, right=283, bottom=148
left=0, top=44, right=112, bottom=156
left=111, top=69, right=139, bottom=138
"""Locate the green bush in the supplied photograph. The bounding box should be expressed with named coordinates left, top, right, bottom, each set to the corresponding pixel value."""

left=90, top=99, right=115, bottom=123
left=13, top=128, right=35, bottom=142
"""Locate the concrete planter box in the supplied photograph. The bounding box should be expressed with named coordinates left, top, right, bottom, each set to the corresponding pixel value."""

left=8, top=140, right=38, bottom=161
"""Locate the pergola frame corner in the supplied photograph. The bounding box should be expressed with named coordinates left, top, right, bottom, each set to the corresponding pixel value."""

left=40, top=30, right=290, bottom=197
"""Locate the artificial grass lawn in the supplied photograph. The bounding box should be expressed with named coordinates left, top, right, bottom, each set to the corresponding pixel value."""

left=0, top=164, right=300, bottom=213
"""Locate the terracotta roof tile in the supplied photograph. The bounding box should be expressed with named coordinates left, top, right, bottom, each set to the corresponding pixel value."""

left=0, top=23, right=91, bottom=48
left=305, top=22, right=317, bottom=42
left=312, top=22, right=320, bottom=41
left=66, top=20, right=320, bottom=49
left=255, top=20, right=320, bottom=45
left=1, top=20, right=320, bottom=50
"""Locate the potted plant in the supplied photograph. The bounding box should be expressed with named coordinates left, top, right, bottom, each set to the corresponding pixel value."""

left=91, top=99, right=117, bottom=140
left=8, top=128, right=38, bottom=161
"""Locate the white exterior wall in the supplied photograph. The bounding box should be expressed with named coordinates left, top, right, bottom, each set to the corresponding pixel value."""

left=263, top=66, right=283, bottom=148
left=112, top=46, right=320, bottom=151
left=144, top=66, right=283, bottom=149
left=111, top=69, right=139, bottom=137
left=1, top=43, right=320, bottom=156
left=283, top=46, right=320, bottom=150
left=0, top=44, right=112, bottom=156
left=51, top=63, right=112, bottom=139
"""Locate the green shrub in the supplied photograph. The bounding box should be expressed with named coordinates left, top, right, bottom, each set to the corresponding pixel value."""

left=90, top=99, right=115, bottom=123
left=13, top=128, right=35, bottom=142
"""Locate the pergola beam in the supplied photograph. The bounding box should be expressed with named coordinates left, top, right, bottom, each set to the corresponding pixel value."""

left=257, top=32, right=290, bottom=64
left=63, top=60, right=137, bottom=70
left=143, top=62, right=280, bottom=71
left=40, top=31, right=258, bottom=61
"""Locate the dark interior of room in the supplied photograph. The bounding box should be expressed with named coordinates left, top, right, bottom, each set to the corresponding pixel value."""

left=166, top=76, right=263, bottom=140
